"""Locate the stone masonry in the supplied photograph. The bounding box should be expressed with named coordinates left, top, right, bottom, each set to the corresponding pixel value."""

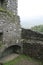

left=0, top=0, right=22, bottom=58
left=0, top=0, right=43, bottom=61
left=0, top=0, right=17, bottom=14
left=21, top=28, right=43, bottom=60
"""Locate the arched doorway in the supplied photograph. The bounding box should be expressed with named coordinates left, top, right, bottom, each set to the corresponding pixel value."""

left=1, top=45, right=21, bottom=58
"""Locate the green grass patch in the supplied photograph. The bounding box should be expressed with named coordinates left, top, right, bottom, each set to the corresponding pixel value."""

left=24, top=55, right=43, bottom=65
left=3, top=55, right=43, bottom=65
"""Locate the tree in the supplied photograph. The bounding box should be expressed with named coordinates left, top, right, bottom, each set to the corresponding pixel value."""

left=31, top=25, right=43, bottom=32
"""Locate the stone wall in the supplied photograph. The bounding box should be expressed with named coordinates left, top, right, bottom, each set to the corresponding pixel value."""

left=21, top=28, right=43, bottom=41
left=0, top=9, right=21, bottom=58
left=7, top=0, right=17, bottom=14
left=0, top=0, right=22, bottom=59
left=21, top=28, right=43, bottom=60
left=0, top=11, right=21, bottom=45
left=0, top=0, right=17, bottom=14
left=0, top=0, right=7, bottom=8
left=23, top=43, right=43, bottom=60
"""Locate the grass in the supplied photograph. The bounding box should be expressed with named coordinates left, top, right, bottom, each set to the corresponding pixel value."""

left=3, top=54, right=43, bottom=65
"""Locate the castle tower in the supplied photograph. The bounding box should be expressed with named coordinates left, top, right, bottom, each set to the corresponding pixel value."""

left=0, top=0, right=17, bottom=15
left=0, top=0, right=22, bottom=58
left=7, top=0, right=17, bottom=15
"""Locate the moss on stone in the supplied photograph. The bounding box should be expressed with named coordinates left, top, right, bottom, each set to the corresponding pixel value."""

left=0, top=7, right=14, bottom=17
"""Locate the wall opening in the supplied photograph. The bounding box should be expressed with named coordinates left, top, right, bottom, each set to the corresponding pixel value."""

left=0, top=0, right=4, bottom=6
left=0, top=32, right=3, bottom=46
left=1, top=0, right=4, bottom=5
left=0, top=0, right=7, bottom=8
left=1, top=45, right=21, bottom=58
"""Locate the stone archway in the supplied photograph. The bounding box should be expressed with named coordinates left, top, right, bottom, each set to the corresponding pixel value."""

left=1, top=45, right=21, bottom=58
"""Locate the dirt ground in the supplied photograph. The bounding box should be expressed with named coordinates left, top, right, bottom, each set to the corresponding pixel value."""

left=0, top=54, right=43, bottom=65
left=0, top=53, right=19, bottom=63
left=14, top=56, right=42, bottom=65
left=15, top=59, right=39, bottom=65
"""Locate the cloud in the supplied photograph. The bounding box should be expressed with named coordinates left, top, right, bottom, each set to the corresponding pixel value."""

left=20, top=16, right=43, bottom=29
left=18, top=0, right=43, bottom=17
left=18, top=0, right=43, bottom=28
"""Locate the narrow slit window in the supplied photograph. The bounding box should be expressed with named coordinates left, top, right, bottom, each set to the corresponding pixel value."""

left=0, top=0, right=5, bottom=6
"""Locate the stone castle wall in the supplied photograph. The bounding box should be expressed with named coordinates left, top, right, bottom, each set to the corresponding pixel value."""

left=0, top=0, right=43, bottom=61
left=0, top=0, right=17, bottom=14
left=7, top=0, right=17, bottom=14
left=23, top=43, right=43, bottom=60
left=0, top=0, right=21, bottom=57
left=0, top=11, right=21, bottom=45
left=21, top=28, right=43, bottom=60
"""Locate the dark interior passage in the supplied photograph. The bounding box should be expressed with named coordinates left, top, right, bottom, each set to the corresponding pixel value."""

left=0, top=33, right=3, bottom=41
left=0, top=0, right=6, bottom=8
left=0, top=32, right=3, bottom=47
left=1, top=45, right=21, bottom=58
left=0, top=0, right=5, bottom=5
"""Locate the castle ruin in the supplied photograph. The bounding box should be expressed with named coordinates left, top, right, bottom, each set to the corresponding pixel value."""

left=0, top=0, right=22, bottom=58
left=0, top=0, right=43, bottom=61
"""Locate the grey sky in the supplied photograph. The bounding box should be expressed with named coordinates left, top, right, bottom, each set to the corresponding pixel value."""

left=18, top=0, right=43, bottom=28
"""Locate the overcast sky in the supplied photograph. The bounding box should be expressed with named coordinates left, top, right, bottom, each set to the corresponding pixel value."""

left=18, top=0, right=43, bottom=29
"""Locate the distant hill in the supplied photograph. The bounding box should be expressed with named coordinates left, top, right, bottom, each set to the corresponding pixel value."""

left=31, top=25, right=43, bottom=32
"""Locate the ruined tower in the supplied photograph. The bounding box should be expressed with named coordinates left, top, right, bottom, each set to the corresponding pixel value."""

left=0, top=0, right=22, bottom=58
left=0, top=0, right=17, bottom=14
left=7, top=0, right=17, bottom=15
